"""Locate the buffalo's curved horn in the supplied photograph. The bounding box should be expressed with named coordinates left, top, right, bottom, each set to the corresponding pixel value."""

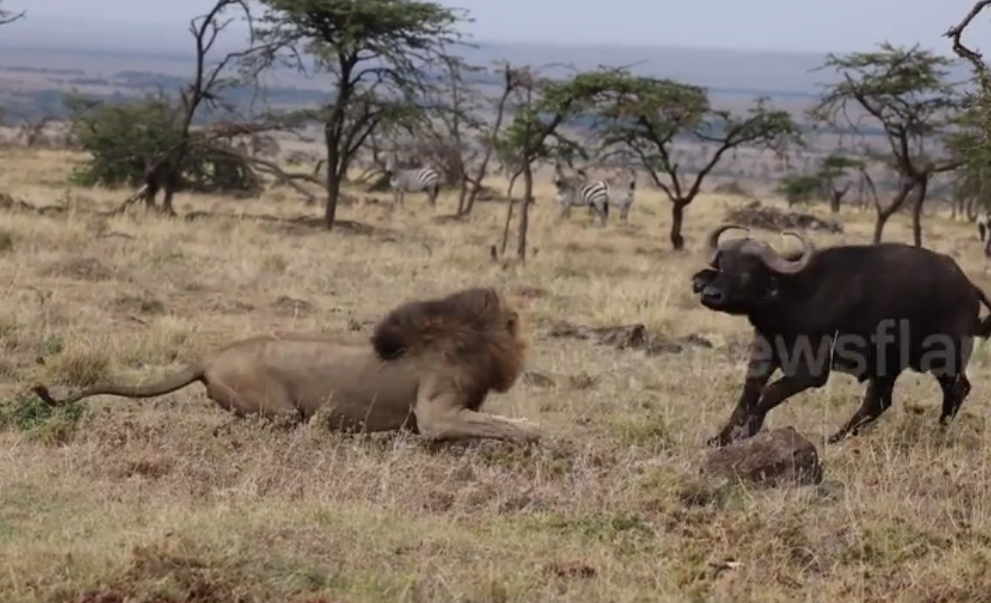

left=705, top=223, right=750, bottom=265
left=748, top=229, right=815, bottom=275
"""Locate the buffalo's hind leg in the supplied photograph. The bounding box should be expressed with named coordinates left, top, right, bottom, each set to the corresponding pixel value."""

left=937, top=372, right=971, bottom=425
left=827, top=375, right=896, bottom=444
left=932, top=333, right=973, bottom=425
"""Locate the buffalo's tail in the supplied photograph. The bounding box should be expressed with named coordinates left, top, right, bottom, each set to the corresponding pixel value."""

left=975, top=283, right=991, bottom=339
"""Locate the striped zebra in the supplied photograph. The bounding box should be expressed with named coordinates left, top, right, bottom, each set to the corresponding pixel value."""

left=978, top=210, right=991, bottom=257
left=387, top=164, right=442, bottom=207
left=610, top=169, right=637, bottom=223
left=554, top=170, right=610, bottom=226
left=556, top=168, right=638, bottom=225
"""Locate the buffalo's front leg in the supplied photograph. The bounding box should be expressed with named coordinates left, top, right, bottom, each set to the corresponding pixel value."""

left=827, top=375, right=896, bottom=444
left=707, top=334, right=778, bottom=447
left=709, top=335, right=832, bottom=447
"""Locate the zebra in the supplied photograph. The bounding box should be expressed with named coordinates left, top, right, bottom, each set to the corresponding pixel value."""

left=978, top=210, right=991, bottom=258
left=556, top=168, right=638, bottom=225
left=610, top=169, right=637, bottom=223
left=386, top=160, right=442, bottom=207
left=554, top=169, right=610, bottom=226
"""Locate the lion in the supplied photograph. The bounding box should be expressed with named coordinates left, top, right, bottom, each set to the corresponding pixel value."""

left=32, top=287, right=541, bottom=444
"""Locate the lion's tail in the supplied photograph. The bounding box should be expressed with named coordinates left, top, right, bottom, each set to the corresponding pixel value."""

left=33, top=364, right=204, bottom=407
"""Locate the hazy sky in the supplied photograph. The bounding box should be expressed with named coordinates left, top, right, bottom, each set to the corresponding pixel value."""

left=9, top=0, right=991, bottom=54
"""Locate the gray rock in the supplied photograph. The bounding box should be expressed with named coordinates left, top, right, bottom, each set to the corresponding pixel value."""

left=703, top=427, right=823, bottom=487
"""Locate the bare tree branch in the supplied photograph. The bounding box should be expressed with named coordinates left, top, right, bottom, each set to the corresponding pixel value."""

left=117, top=0, right=256, bottom=216
left=0, top=1, right=24, bottom=26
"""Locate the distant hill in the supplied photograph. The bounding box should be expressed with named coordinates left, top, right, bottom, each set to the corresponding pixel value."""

left=2, top=14, right=972, bottom=97
left=0, top=14, right=972, bottom=142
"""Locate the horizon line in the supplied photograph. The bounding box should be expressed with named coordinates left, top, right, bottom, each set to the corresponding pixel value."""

left=0, top=15, right=962, bottom=58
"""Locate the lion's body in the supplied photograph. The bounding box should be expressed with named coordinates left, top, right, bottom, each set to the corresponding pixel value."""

left=198, top=334, right=422, bottom=431
left=33, top=288, right=540, bottom=444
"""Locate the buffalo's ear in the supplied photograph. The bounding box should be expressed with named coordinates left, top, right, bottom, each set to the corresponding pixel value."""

left=691, top=269, right=716, bottom=294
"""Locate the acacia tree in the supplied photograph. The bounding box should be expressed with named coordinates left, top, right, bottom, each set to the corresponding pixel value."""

left=459, top=63, right=515, bottom=216
left=386, top=54, right=513, bottom=217
left=0, top=1, right=23, bottom=126
left=252, top=0, right=468, bottom=229
left=413, top=50, right=482, bottom=214
left=591, top=72, right=799, bottom=249
left=946, top=109, right=991, bottom=220
left=492, top=67, right=610, bottom=260
left=945, top=2, right=991, bottom=224
left=776, top=173, right=821, bottom=207
left=492, top=66, right=556, bottom=261
left=809, top=43, right=962, bottom=246
left=817, top=153, right=862, bottom=213
left=95, top=0, right=259, bottom=215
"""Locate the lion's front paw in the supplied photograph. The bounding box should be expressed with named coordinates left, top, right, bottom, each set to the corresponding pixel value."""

left=510, top=416, right=541, bottom=429
left=509, top=417, right=542, bottom=442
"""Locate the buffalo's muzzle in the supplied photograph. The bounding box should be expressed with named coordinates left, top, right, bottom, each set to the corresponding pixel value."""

left=700, top=286, right=725, bottom=306
left=691, top=270, right=716, bottom=294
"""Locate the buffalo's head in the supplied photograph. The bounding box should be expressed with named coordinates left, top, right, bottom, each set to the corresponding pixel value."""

left=691, top=223, right=816, bottom=315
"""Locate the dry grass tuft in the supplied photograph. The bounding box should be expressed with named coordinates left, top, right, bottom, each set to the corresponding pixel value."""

left=2, top=148, right=991, bottom=601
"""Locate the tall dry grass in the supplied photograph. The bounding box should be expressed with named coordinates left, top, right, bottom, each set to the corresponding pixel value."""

left=1, top=148, right=991, bottom=602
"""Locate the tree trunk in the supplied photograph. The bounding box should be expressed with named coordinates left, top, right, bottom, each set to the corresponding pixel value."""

left=507, top=169, right=522, bottom=200
left=323, top=126, right=342, bottom=230
left=517, top=163, right=534, bottom=260
left=871, top=212, right=891, bottom=244
left=909, top=177, right=928, bottom=248
left=325, top=175, right=343, bottom=229
left=162, top=188, right=176, bottom=215
left=670, top=199, right=688, bottom=250
left=829, top=191, right=843, bottom=214
left=966, top=198, right=979, bottom=221
left=159, top=167, right=180, bottom=216
left=463, top=179, right=482, bottom=216
left=500, top=198, right=515, bottom=256
left=871, top=184, right=913, bottom=244
left=456, top=175, right=469, bottom=215
left=462, top=155, right=496, bottom=217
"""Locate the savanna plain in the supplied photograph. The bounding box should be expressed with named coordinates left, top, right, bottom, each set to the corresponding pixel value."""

left=5, top=148, right=991, bottom=603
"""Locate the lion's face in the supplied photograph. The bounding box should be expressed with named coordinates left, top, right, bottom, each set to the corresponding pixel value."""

left=469, top=293, right=525, bottom=394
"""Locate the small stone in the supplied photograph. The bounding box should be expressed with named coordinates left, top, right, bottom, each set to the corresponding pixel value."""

left=703, top=427, right=823, bottom=487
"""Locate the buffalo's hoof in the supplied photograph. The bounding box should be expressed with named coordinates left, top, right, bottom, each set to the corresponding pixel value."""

left=706, top=434, right=731, bottom=448
left=826, top=431, right=849, bottom=444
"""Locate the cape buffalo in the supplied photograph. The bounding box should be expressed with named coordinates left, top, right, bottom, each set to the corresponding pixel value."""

left=691, top=223, right=991, bottom=446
